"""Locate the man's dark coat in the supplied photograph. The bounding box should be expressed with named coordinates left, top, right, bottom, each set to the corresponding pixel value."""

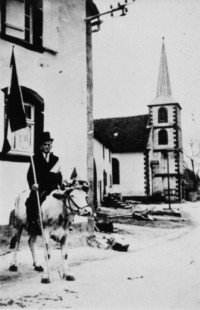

left=26, top=152, right=62, bottom=227
left=27, top=152, right=62, bottom=194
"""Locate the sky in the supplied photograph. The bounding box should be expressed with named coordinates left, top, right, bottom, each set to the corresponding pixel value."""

left=92, top=0, right=200, bottom=155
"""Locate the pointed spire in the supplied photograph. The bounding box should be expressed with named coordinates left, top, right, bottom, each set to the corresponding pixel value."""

left=150, top=38, right=177, bottom=105
left=157, top=37, right=172, bottom=97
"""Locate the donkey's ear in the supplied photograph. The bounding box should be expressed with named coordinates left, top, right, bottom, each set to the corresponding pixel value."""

left=64, top=187, right=74, bottom=196
left=53, top=192, right=64, bottom=200
left=53, top=189, right=66, bottom=200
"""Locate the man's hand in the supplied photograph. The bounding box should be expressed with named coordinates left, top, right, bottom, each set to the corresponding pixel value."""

left=31, top=183, right=39, bottom=191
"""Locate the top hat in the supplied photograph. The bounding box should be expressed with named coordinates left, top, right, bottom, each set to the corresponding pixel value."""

left=40, top=131, right=54, bottom=143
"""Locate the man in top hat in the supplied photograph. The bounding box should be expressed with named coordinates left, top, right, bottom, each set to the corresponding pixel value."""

left=26, top=131, right=62, bottom=234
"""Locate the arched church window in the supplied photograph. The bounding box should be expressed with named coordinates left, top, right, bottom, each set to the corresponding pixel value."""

left=112, top=158, right=120, bottom=184
left=158, top=107, right=168, bottom=123
left=158, top=129, right=168, bottom=145
left=1, top=86, right=44, bottom=162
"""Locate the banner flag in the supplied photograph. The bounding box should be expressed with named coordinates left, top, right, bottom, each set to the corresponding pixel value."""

left=1, top=48, right=27, bottom=153
left=7, top=48, right=27, bottom=132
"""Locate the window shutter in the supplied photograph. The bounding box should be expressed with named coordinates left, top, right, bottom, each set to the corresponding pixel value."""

left=43, top=0, right=59, bottom=52
left=5, top=0, right=25, bottom=40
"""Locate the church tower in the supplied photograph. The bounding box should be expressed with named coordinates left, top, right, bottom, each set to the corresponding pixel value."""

left=148, top=38, right=183, bottom=202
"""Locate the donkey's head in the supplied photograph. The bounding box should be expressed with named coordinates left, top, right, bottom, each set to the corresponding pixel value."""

left=53, top=180, right=92, bottom=216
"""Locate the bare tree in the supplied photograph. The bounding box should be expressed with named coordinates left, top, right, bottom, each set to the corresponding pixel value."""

left=184, top=140, right=200, bottom=191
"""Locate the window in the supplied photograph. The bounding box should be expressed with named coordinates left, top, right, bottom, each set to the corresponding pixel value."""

left=1, top=0, right=42, bottom=50
left=112, top=158, right=120, bottom=184
left=103, top=170, right=107, bottom=187
left=8, top=103, right=35, bottom=154
left=158, top=129, right=168, bottom=145
left=0, top=0, right=59, bottom=52
left=103, top=169, right=107, bottom=196
left=1, top=86, right=44, bottom=161
left=158, top=107, right=168, bottom=123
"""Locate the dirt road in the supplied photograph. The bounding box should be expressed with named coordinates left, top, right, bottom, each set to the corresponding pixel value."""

left=0, top=202, right=200, bottom=309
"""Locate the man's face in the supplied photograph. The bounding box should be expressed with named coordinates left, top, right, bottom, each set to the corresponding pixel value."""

left=40, top=141, right=52, bottom=154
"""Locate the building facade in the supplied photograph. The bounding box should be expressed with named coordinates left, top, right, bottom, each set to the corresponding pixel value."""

left=0, top=0, right=97, bottom=224
left=93, top=139, right=112, bottom=206
left=94, top=114, right=150, bottom=203
left=147, top=40, right=183, bottom=201
left=94, top=40, right=183, bottom=205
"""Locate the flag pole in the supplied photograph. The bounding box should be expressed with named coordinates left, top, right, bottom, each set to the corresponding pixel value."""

left=30, top=154, right=51, bottom=283
left=14, top=47, right=51, bottom=282
left=6, top=46, right=51, bottom=282
left=1, top=98, right=11, bottom=153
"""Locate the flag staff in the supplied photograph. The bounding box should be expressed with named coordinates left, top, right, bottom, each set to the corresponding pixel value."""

left=29, top=154, right=51, bottom=283
left=4, top=47, right=51, bottom=283
left=17, top=48, right=51, bottom=282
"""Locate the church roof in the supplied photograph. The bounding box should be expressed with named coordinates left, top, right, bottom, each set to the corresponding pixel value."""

left=94, top=114, right=150, bottom=153
left=150, top=38, right=178, bottom=106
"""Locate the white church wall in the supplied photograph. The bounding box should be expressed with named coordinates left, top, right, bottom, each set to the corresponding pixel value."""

left=156, top=152, right=176, bottom=174
left=154, top=176, right=177, bottom=195
left=112, top=152, right=145, bottom=197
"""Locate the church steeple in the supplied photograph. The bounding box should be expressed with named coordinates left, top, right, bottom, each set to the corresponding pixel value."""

left=152, top=38, right=177, bottom=104
left=147, top=38, right=183, bottom=203
left=157, top=37, right=172, bottom=97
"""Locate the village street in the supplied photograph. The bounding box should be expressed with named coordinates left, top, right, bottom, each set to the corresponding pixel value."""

left=0, top=201, right=200, bottom=309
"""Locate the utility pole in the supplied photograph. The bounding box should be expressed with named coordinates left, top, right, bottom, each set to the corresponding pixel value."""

left=166, top=152, right=171, bottom=209
left=150, top=160, right=159, bottom=200
left=163, top=150, right=171, bottom=210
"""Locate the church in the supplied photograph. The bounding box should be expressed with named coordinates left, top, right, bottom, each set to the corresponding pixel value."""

left=94, top=39, right=183, bottom=205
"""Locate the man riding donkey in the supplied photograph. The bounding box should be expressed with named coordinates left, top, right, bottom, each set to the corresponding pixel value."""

left=26, top=131, right=62, bottom=235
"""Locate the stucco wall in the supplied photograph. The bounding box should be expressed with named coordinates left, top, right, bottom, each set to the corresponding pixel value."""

left=112, top=152, right=145, bottom=197
left=0, top=0, right=88, bottom=224
left=151, top=151, right=176, bottom=174
left=153, top=176, right=177, bottom=194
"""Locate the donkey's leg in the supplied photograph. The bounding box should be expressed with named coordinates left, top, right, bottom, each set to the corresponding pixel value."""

left=40, top=229, right=52, bottom=283
left=28, top=234, right=43, bottom=272
left=43, top=228, right=51, bottom=260
left=60, top=234, right=75, bottom=281
left=9, top=226, right=23, bottom=271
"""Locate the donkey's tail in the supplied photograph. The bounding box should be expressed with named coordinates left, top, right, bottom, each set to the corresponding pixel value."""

left=9, top=209, right=22, bottom=249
